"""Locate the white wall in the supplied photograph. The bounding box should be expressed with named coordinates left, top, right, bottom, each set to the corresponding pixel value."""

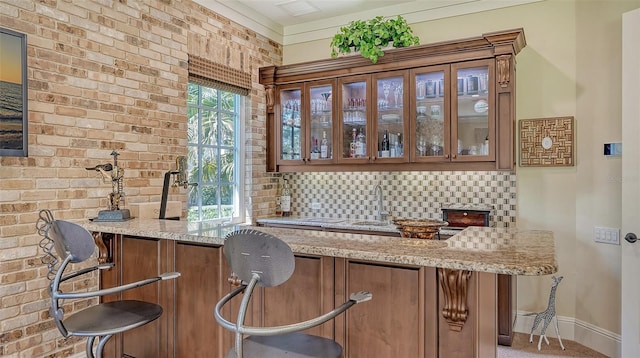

left=282, top=0, right=640, bottom=355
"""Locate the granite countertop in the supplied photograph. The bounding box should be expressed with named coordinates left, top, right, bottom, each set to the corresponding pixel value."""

left=83, top=218, right=557, bottom=276
left=257, top=216, right=462, bottom=236
left=256, top=216, right=400, bottom=233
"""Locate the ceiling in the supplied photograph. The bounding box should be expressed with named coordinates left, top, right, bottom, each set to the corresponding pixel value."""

left=193, top=0, right=541, bottom=45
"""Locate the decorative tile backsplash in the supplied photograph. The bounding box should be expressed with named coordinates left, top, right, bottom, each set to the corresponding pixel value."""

left=279, top=171, right=516, bottom=227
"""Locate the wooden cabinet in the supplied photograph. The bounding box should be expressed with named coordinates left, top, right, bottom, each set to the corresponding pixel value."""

left=441, top=208, right=516, bottom=346
left=98, top=233, right=497, bottom=357
left=260, top=29, right=525, bottom=172
left=100, top=235, right=175, bottom=358
left=261, top=255, right=336, bottom=338
left=335, top=259, right=438, bottom=358
left=276, top=80, right=337, bottom=165
left=411, top=61, right=495, bottom=163
left=174, top=242, right=229, bottom=357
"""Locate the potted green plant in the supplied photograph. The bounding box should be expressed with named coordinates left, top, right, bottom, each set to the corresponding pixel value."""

left=330, top=15, right=420, bottom=64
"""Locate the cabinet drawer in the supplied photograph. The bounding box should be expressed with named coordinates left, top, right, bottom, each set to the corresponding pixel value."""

left=442, top=209, right=489, bottom=228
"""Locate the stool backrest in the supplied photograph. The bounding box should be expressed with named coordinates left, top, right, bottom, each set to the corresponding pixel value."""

left=47, top=220, right=95, bottom=263
left=224, top=229, right=294, bottom=287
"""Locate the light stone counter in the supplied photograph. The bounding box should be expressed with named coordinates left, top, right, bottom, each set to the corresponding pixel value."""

left=83, top=218, right=557, bottom=276
left=256, top=216, right=400, bottom=233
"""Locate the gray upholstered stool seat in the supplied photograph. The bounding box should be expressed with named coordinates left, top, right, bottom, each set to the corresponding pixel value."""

left=226, top=332, right=343, bottom=358
left=214, top=229, right=372, bottom=358
left=63, top=300, right=163, bottom=336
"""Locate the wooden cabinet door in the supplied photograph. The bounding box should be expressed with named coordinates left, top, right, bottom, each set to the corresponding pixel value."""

left=450, top=59, right=496, bottom=163
left=277, top=83, right=305, bottom=166
left=101, top=235, right=173, bottom=358
left=175, top=242, right=228, bottom=357
left=337, top=75, right=372, bottom=164
left=306, top=79, right=337, bottom=165
left=261, top=254, right=335, bottom=338
left=336, top=259, right=438, bottom=358
left=371, top=71, right=410, bottom=164
left=410, top=65, right=452, bottom=163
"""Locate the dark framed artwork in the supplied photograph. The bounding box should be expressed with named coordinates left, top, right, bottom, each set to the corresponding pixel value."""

left=0, top=27, right=28, bottom=157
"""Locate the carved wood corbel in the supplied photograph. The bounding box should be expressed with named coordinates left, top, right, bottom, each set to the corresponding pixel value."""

left=265, top=85, right=275, bottom=113
left=92, top=232, right=114, bottom=264
left=497, top=55, right=512, bottom=88
left=439, top=268, right=472, bottom=331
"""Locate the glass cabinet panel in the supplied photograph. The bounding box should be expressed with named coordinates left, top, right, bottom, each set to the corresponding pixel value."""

left=308, top=84, right=334, bottom=161
left=340, top=78, right=369, bottom=161
left=454, top=64, right=492, bottom=158
left=374, top=73, right=407, bottom=161
left=280, top=88, right=301, bottom=161
left=414, top=69, right=447, bottom=160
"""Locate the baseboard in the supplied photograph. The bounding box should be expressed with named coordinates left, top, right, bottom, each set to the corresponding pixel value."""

left=515, top=311, right=621, bottom=357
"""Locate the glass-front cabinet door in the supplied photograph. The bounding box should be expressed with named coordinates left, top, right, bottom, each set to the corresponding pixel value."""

left=338, top=75, right=371, bottom=163
left=451, top=60, right=495, bottom=161
left=411, top=65, right=450, bottom=162
left=277, top=81, right=336, bottom=165
left=372, top=71, right=409, bottom=163
left=306, top=80, right=335, bottom=164
left=278, top=84, right=303, bottom=164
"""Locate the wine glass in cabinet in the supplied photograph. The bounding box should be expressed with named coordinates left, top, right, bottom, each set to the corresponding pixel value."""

left=410, top=65, right=451, bottom=162
left=338, top=75, right=371, bottom=164
left=306, top=80, right=336, bottom=165
left=372, top=71, right=409, bottom=163
left=451, top=60, right=495, bottom=162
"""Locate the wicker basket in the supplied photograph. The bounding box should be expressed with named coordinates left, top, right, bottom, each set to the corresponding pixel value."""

left=393, top=219, right=448, bottom=240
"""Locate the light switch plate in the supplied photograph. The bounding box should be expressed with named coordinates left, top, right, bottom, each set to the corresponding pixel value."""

left=594, top=227, right=620, bottom=245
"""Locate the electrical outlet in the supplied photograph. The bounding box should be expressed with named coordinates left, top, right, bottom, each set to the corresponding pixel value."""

left=594, top=227, right=620, bottom=245
left=311, top=202, right=321, bottom=210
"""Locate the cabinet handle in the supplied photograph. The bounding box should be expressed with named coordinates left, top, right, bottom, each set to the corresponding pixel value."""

left=452, top=154, right=457, bottom=159
left=463, top=212, right=468, bottom=216
left=303, top=158, right=308, bottom=162
left=445, top=154, right=450, bottom=159
left=372, top=156, right=376, bottom=161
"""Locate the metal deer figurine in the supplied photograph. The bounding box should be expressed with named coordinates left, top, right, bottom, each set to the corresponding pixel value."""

left=525, top=275, right=565, bottom=351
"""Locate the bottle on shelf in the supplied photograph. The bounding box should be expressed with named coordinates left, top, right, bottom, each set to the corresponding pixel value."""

left=397, top=133, right=403, bottom=156
left=310, top=137, right=320, bottom=159
left=281, top=179, right=291, bottom=217
left=320, top=130, right=329, bottom=159
left=381, top=130, right=390, bottom=158
left=350, top=128, right=357, bottom=158
left=356, top=128, right=366, bottom=158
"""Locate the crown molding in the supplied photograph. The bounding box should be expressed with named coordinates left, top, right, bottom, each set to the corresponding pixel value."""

left=193, top=0, right=543, bottom=46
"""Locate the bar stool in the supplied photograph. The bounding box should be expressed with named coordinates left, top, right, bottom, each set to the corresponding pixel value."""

left=214, top=229, right=372, bottom=358
left=37, top=210, right=180, bottom=358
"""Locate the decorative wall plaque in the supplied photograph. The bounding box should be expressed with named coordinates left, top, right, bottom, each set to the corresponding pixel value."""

left=519, top=116, right=575, bottom=167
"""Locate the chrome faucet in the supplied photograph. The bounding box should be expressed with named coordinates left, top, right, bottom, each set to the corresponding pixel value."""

left=372, top=183, right=389, bottom=222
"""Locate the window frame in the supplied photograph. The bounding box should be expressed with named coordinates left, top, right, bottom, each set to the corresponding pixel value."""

left=187, top=83, right=246, bottom=226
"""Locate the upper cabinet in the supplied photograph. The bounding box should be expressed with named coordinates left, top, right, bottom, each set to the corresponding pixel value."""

left=260, top=29, right=525, bottom=172
left=278, top=80, right=336, bottom=165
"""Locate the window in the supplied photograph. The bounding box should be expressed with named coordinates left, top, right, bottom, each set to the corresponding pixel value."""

left=187, top=83, right=245, bottom=224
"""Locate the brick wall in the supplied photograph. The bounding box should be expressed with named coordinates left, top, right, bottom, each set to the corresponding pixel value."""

left=0, top=1, right=281, bottom=356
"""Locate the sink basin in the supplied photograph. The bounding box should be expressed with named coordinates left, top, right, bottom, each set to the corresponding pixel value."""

left=352, top=221, right=390, bottom=227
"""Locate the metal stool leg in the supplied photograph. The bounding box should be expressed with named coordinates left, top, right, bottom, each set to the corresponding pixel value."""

left=96, top=334, right=113, bottom=358
left=86, top=336, right=96, bottom=358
